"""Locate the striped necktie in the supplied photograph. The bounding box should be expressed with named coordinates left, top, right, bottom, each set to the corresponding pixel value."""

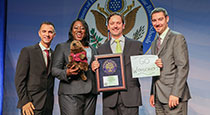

left=156, top=37, right=161, bottom=53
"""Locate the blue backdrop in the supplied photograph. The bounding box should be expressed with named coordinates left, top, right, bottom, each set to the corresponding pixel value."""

left=2, top=0, right=210, bottom=115
left=0, top=0, right=6, bottom=114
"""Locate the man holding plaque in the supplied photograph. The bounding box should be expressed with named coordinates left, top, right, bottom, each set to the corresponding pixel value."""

left=149, top=7, right=191, bottom=114
left=92, top=13, right=143, bottom=115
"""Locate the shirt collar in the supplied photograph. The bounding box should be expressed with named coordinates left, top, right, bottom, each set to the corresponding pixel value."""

left=39, top=42, right=50, bottom=51
left=110, top=35, right=125, bottom=45
left=159, top=27, right=169, bottom=39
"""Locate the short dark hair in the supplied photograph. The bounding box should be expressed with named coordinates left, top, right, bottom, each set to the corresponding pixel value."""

left=39, top=21, right=55, bottom=33
left=150, top=7, right=168, bottom=18
left=107, top=12, right=125, bottom=25
left=68, top=19, right=90, bottom=46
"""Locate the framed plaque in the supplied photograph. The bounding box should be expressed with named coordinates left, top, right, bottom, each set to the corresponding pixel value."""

left=95, top=54, right=126, bottom=92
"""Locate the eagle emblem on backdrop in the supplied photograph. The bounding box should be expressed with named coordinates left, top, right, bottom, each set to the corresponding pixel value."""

left=91, top=0, right=141, bottom=37
left=78, top=0, right=156, bottom=54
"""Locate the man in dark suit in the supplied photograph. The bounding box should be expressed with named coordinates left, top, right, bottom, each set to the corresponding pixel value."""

left=149, top=7, right=191, bottom=114
left=15, top=21, right=56, bottom=115
left=92, top=13, right=143, bottom=115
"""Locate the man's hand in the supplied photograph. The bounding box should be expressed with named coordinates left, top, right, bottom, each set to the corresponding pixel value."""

left=169, top=95, right=179, bottom=108
left=91, top=60, right=100, bottom=72
left=66, top=65, right=79, bottom=76
left=149, top=95, right=155, bottom=107
left=22, top=102, right=35, bottom=115
left=155, top=58, right=163, bottom=68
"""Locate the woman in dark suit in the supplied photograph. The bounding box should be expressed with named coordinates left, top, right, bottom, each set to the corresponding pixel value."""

left=52, top=19, right=97, bottom=115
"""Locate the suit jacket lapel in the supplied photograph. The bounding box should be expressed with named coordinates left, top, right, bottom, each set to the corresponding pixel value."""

left=64, top=42, right=71, bottom=63
left=105, top=40, right=113, bottom=54
left=157, top=29, right=171, bottom=56
left=89, top=45, right=97, bottom=62
left=123, top=37, right=131, bottom=55
left=123, top=37, right=132, bottom=65
left=34, top=44, right=47, bottom=69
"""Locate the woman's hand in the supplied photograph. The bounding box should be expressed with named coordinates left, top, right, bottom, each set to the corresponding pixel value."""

left=66, top=65, right=79, bottom=76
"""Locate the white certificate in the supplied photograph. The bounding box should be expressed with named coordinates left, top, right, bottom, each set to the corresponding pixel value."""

left=103, top=75, right=119, bottom=87
left=130, top=55, right=160, bottom=78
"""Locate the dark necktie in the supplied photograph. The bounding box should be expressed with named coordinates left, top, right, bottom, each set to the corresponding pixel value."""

left=44, top=49, right=50, bottom=70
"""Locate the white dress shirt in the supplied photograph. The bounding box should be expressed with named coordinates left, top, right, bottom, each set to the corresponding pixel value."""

left=39, top=42, right=51, bottom=66
left=110, top=35, right=125, bottom=53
